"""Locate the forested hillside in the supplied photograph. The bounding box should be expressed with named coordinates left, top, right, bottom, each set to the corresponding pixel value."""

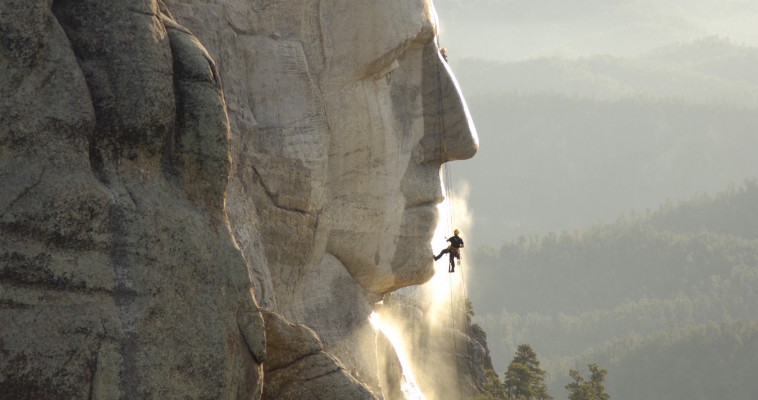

left=469, top=181, right=758, bottom=400
left=453, top=38, right=758, bottom=104
left=589, top=320, right=758, bottom=400
left=448, top=38, right=758, bottom=246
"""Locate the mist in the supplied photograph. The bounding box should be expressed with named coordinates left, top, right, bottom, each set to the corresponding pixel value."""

left=432, top=0, right=758, bottom=399
left=434, top=0, right=758, bottom=62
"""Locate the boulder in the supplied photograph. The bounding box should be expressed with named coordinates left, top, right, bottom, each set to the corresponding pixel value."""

left=261, top=309, right=375, bottom=400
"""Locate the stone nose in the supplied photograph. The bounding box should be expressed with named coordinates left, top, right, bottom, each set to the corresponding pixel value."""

left=415, top=43, right=479, bottom=165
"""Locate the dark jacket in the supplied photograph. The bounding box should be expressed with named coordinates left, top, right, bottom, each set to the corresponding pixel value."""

left=448, top=235, right=464, bottom=249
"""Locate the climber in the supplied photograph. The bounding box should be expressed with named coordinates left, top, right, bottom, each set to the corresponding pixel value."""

left=434, top=229, right=464, bottom=272
left=440, top=47, right=448, bottom=62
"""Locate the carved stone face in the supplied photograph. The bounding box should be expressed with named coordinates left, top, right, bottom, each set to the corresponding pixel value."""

left=179, top=0, right=478, bottom=309
left=319, top=0, right=479, bottom=293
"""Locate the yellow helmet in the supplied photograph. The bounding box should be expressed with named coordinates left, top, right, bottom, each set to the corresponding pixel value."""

left=454, top=229, right=459, bottom=235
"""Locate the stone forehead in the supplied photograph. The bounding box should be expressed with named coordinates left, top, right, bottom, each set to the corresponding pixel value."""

left=323, top=0, right=437, bottom=78
left=216, top=0, right=437, bottom=80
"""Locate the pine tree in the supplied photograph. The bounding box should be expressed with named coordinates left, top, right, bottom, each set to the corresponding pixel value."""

left=503, top=344, right=553, bottom=400
left=473, top=369, right=508, bottom=400
left=565, top=363, right=610, bottom=400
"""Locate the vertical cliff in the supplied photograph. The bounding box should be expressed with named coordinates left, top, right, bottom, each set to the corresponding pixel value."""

left=1, top=0, right=485, bottom=399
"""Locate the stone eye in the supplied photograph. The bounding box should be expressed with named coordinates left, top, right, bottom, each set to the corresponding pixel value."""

left=374, top=59, right=399, bottom=86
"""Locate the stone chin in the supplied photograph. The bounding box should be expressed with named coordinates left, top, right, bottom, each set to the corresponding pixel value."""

left=347, top=203, right=438, bottom=294
left=392, top=203, right=439, bottom=286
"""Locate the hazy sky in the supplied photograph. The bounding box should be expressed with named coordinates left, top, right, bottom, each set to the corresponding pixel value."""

left=432, top=0, right=758, bottom=247
left=434, top=0, right=758, bottom=61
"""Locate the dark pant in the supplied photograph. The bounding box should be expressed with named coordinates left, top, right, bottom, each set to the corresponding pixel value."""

left=435, top=247, right=460, bottom=270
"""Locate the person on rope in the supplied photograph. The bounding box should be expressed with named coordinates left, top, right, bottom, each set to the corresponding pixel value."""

left=434, top=229, right=464, bottom=272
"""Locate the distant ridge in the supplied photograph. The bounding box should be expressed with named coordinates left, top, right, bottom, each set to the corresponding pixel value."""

left=452, top=37, right=758, bottom=106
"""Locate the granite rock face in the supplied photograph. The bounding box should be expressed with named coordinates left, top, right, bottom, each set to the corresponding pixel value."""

left=162, top=1, right=478, bottom=396
left=166, top=0, right=477, bottom=360
left=1, top=0, right=479, bottom=398
left=1, top=1, right=263, bottom=398
left=163, top=0, right=477, bottom=300
left=260, top=309, right=375, bottom=400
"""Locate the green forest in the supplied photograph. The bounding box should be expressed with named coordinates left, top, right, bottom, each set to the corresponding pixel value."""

left=468, top=181, right=758, bottom=400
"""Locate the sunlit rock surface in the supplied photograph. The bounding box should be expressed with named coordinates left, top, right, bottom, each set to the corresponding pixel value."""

left=378, top=292, right=496, bottom=400
left=165, top=0, right=476, bottom=307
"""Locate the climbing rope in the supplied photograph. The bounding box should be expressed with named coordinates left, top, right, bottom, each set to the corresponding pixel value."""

left=436, top=40, right=466, bottom=400
left=436, top=43, right=468, bottom=302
